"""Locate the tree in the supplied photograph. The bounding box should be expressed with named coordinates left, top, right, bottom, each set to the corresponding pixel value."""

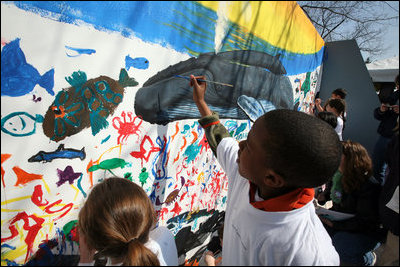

left=298, top=1, right=399, bottom=60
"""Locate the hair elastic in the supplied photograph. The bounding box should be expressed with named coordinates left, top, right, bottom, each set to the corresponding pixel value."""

left=128, top=237, right=138, bottom=244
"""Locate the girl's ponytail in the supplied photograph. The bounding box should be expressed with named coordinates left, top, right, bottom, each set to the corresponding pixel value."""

left=123, top=238, right=160, bottom=266
left=78, top=177, right=161, bottom=266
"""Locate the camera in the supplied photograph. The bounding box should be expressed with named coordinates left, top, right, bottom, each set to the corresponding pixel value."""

left=385, top=104, right=393, bottom=110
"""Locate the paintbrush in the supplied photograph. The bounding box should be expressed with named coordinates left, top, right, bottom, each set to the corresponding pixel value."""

left=174, top=75, right=234, bottom=87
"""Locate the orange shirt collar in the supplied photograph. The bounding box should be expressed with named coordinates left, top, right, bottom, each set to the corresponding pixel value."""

left=249, top=182, right=315, bottom=212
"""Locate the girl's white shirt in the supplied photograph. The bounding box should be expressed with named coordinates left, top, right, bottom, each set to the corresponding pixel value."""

left=335, top=116, right=344, bottom=141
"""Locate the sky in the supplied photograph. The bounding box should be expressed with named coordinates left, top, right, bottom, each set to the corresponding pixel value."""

left=297, top=1, right=399, bottom=62
left=364, top=1, right=399, bottom=61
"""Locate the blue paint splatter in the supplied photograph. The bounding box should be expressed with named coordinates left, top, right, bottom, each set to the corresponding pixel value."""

left=149, top=187, right=157, bottom=203
left=181, top=124, right=190, bottom=135
left=234, top=122, right=247, bottom=137
left=1, top=244, right=16, bottom=250
left=125, top=55, right=149, bottom=70
left=65, top=45, right=96, bottom=57
left=191, top=217, right=199, bottom=231
left=77, top=174, right=87, bottom=198
left=1, top=38, right=54, bottom=96
left=4, top=259, right=19, bottom=266
left=151, top=136, right=173, bottom=181
left=184, top=140, right=201, bottom=163
left=101, top=135, right=111, bottom=144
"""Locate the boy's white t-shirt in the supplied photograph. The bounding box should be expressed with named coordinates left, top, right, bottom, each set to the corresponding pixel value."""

left=217, top=137, right=340, bottom=266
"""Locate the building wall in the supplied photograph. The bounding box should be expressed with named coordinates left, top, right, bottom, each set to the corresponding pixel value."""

left=319, top=40, right=380, bottom=155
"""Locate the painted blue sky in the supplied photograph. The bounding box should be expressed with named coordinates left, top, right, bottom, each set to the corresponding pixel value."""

left=6, top=1, right=325, bottom=75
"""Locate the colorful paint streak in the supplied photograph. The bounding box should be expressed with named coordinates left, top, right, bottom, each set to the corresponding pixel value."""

left=1, top=212, right=45, bottom=263
left=1, top=154, right=12, bottom=187
left=12, top=167, right=43, bottom=186
left=130, top=135, right=161, bottom=166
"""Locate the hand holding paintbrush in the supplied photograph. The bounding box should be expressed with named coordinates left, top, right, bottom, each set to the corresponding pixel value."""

left=189, top=75, right=213, bottom=117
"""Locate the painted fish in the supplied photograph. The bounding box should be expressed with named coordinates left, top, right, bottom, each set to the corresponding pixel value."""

left=1, top=111, right=44, bottom=137
left=65, top=45, right=96, bottom=57
left=42, top=68, right=138, bottom=142
left=134, top=50, right=293, bottom=125
left=1, top=38, right=55, bottom=97
left=88, top=158, right=130, bottom=177
left=28, top=144, right=86, bottom=163
left=125, top=54, right=149, bottom=70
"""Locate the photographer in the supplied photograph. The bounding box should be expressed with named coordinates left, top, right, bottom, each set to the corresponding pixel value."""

left=371, top=74, right=399, bottom=185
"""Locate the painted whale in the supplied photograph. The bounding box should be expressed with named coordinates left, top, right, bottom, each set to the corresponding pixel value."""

left=134, top=50, right=293, bottom=125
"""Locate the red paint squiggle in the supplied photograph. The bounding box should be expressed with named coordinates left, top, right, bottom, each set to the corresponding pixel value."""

left=170, top=201, right=182, bottom=217
left=31, top=185, right=49, bottom=206
left=171, top=122, right=179, bottom=141
left=130, top=135, right=161, bottom=167
left=43, top=200, right=74, bottom=221
left=31, top=184, right=74, bottom=221
left=1, top=212, right=45, bottom=264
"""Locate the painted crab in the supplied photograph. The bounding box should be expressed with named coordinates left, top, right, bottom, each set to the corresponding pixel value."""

left=112, top=111, right=143, bottom=144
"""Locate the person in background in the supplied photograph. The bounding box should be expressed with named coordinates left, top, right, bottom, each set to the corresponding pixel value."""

left=199, top=223, right=224, bottom=266
left=325, top=98, right=346, bottom=141
left=316, top=140, right=383, bottom=266
left=190, top=74, right=342, bottom=265
left=314, top=111, right=339, bottom=196
left=371, top=74, right=399, bottom=185
left=315, top=88, right=348, bottom=115
left=77, top=177, right=178, bottom=266
left=317, top=111, right=338, bottom=130
left=376, top=118, right=399, bottom=266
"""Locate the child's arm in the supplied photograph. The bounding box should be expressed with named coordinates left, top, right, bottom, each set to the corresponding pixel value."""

left=190, top=75, right=230, bottom=157
left=315, top=98, right=324, bottom=112
left=204, top=250, right=217, bottom=266
left=190, top=75, right=212, bottom=117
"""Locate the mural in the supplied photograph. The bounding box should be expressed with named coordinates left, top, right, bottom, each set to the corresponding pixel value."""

left=1, top=1, right=324, bottom=265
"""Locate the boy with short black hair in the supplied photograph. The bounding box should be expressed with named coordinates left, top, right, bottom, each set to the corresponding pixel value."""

left=331, top=88, right=347, bottom=100
left=190, top=75, right=342, bottom=265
